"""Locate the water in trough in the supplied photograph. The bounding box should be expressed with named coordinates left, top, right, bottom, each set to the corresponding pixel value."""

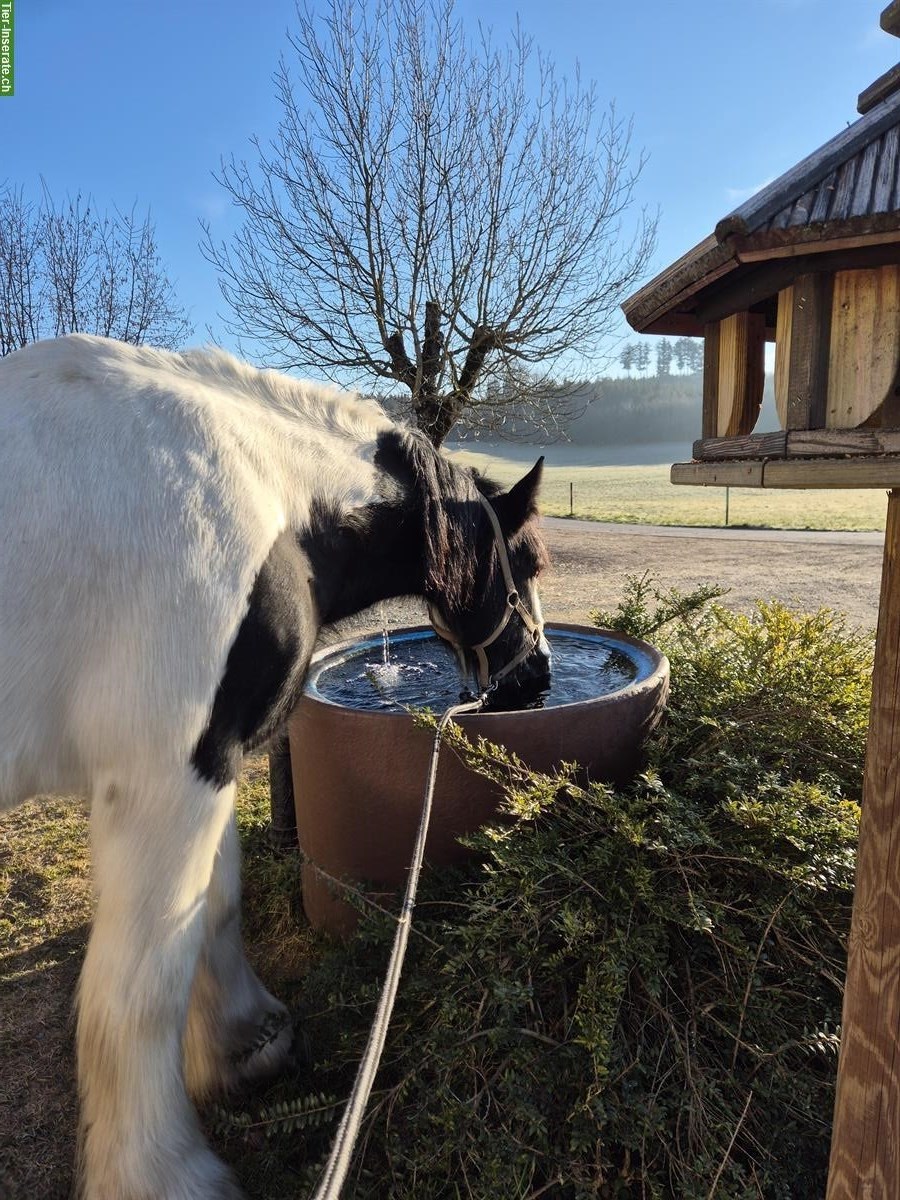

left=307, top=628, right=645, bottom=712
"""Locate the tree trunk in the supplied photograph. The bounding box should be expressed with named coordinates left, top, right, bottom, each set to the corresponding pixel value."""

left=415, top=397, right=458, bottom=447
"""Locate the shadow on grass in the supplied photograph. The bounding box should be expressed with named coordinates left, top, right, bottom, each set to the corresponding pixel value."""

left=0, top=923, right=88, bottom=1200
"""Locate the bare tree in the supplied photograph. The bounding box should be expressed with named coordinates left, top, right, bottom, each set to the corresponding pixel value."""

left=0, top=184, right=192, bottom=356
left=202, top=0, right=656, bottom=446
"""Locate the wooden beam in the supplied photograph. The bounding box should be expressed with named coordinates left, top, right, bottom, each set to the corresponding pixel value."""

left=858, top=62, right=900, bottom=115
left=881, top=0, right=900, bottom=36
left=670, top=461, right=764, bottom=487
left=716, top=312, right=765, bottom=437
left=702, top=322, right=720, bottom=439
left=672, top=456, right=900, bottom=487
left=692, top=431, right=788, bottom=460
left=774, top=286, right=793, bottom=428
left=789, top=427, right=900, bottom=454
left=785, top=272, right=833, bottom=429
left=733, top=227, right=900, bottom=264
left=693, top=427, right=900, bottom=460
left=827, top=487, right=900, bottom=1198
left=763, top=456, right=900, bottom=487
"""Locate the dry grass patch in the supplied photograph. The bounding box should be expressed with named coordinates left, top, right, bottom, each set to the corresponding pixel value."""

left=0, top=757, right=313, bottom=1199
left=447, top=448, right=888, bottom=532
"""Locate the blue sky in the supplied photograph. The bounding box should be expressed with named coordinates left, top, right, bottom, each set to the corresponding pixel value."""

left=4, top=0, right=897, bottom=372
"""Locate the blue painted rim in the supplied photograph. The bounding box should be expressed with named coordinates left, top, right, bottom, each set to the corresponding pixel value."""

left=304, top=626, right=658, bottom=709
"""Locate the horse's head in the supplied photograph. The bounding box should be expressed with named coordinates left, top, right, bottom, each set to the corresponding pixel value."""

left=426, top=458, right=551, bottom=711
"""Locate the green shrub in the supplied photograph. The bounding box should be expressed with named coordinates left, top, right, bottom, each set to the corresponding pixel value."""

left=221, top=581, right=872, bottom=1199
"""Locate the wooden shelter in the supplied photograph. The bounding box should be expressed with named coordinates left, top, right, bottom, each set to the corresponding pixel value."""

left=623, top=7, right=900, bottom=1196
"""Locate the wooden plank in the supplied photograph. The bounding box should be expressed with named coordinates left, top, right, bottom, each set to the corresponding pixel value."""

left=851, top=140, right=880, bottom=216
left=693, top=427, right=900, bottom=460
left=775, top=286, right=793, bottom=428
left=788, top=189, right=817, bottom=226
left=827, top=487, right=900, bottom=1199
left=716, top=91, right=900, bottom=238
left=831, top=158, right=860, bottom=223
left=827, top=266, right=900, bottom=427
left=716, top=312, right=765, bottom=437
left=702, top=322, right=720, bottom=439
left=670, top=461, right=764, bottom=487
left=881, top=0, right=900, bottom=36
left=734, top=229, right=900, bottom=263
left=810, top=169, right=839, bottom=224
left=786, top=272, right=834, bottom=429
left=763, top=456, right=900, bottom=487
left=692, top=431, right=788, bottom=460
left=872, top=125, right=899, bottom=211
left=788, top=427, right=900, bottom=455
left=858, top=64, right=900, bottom=115
left=675, top=457, right=900, bottom=488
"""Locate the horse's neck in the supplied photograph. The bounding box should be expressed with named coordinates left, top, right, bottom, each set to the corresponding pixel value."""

left=299, top=496, right=426, bottom=627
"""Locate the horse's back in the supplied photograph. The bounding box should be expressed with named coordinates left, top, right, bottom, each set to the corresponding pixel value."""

left=0, top=337, right=292, bottom=808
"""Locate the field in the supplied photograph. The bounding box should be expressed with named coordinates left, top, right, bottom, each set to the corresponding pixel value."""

left=447, top=443, right=888, bottom=532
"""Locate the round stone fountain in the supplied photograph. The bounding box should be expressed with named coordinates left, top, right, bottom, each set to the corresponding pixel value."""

left=288, top=623, right=669, bottom=934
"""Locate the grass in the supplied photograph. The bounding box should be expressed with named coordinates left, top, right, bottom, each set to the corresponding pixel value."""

left=446, top=447, right=888, bottom=532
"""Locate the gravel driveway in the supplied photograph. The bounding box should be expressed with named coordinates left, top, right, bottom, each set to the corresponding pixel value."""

left=538, top=518, right=884, bottom=633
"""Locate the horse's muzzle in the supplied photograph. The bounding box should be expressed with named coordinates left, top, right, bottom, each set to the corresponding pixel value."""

left=483, top=641, right=552, bottom=712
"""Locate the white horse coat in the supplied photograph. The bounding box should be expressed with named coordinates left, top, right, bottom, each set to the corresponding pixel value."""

left=0, top=334, right=549, bottom=1199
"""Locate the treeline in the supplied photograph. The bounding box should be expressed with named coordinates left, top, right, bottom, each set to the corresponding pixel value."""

left=619, top=337, right=704, bottom=376
left=446, top=373, right=778, bottom=447
left=566, top=374, right=702, bottom=445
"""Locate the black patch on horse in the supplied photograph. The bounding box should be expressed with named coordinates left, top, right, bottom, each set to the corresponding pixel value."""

left=191, top=533, right=315, bottom=789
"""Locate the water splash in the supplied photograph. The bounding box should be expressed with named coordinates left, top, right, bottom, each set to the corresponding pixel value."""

left=381, top=603, right=390, bottom=666
left=366, top=604, right=403, bottom=693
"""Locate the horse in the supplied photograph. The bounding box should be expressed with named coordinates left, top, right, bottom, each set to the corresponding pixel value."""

left=0, top=333, right=550, bottom=1200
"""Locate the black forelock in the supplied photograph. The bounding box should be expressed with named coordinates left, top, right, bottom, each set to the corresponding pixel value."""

left=375, top=428, right=490, bottom=615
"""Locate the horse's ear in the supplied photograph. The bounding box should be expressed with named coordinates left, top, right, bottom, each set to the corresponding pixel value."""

left=492, top=457, right=544, bottom=534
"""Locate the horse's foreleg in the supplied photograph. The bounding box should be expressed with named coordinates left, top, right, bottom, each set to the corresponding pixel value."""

left=78, top=770, right=241, bottom=1200
left=184, top=809, right=292, bottom=1100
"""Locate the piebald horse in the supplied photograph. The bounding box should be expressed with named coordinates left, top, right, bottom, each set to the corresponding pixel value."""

left=0, top=334, right=550, bottom=1200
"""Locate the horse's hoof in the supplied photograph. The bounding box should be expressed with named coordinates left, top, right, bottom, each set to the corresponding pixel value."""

left=229, top=1006, right=294, bottom=1089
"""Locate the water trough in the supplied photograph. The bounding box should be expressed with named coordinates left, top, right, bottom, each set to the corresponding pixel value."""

left=288, top=623, right=669, bottom=934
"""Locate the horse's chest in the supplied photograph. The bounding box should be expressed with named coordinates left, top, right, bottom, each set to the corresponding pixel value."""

left=191, top=533, right=317, bottom=787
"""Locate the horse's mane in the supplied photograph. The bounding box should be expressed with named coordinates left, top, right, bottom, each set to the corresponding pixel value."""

left=376, top=428, right=545, bottom=618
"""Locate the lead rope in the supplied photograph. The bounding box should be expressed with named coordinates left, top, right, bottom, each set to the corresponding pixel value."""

left=310, top=690, right=489, bottom=1200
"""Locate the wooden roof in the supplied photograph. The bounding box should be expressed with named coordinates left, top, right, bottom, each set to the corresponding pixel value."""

left=624, top=89, right=900, bottom=336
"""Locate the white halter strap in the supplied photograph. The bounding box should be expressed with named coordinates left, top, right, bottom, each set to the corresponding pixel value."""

left=428, top=494, right=543, bottom=692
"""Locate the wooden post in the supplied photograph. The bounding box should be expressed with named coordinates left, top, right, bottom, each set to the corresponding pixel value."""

left=786, top=272, right=833, bottom=430
left=268, top=727, right=298, bottom=851
left=827, top=488, right=900, bottom=1198
left=702, top=321, right=720, bottom=439
left=716, top=311, right=765, bottom=438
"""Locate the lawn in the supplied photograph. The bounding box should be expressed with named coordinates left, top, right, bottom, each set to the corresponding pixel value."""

left=446, top=446, right=888, bottom=532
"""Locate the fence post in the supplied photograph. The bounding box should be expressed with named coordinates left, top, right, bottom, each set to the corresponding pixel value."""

left=569, top=481, right=574, bottom=517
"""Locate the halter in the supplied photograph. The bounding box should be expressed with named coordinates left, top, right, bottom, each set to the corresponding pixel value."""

left=428, top=494, right=544, bottom=692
